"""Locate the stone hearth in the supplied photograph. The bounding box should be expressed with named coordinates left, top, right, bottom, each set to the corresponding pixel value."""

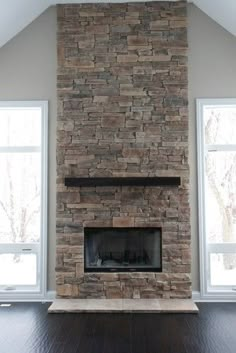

left=56, top=1, right=191, bottom=299
left=49, top=299, right=198, bottom=313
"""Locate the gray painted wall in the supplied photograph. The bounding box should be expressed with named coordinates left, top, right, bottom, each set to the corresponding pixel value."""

left=188, top=4, right=236, bottom=291
left=0, top=4, right=236, bottom=293
left=0, top=7, right=57, bottom=291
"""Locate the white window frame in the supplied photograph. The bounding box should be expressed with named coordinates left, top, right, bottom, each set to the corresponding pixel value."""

left=0, top=101, right=48, bottom=300
left=197, top=98, right=236, bottom=299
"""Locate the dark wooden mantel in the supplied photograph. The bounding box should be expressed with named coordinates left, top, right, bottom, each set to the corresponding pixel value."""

left=65, top=177, right=181, bottom=187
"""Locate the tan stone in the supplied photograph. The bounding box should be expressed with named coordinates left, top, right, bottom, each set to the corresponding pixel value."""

left=57, top=192, right=80, bottom=203
left=79, top=11, right=105, bottom=17
left=93, top=96, right=109, bottom=103
left=76, top=263, right=84, bottom=277
left=150, top=20, right=169, bottom=30
left=122, top=148, right=147, bottom=158
left=113, top=217, right=135, bottom=227
left=118, top=157, right=140, bottom=164
left=170, top=20, right=187, bottom=28
left=120, top=84, right=146, bottom=96
left=106, top=289, right=123, bottom=299
left=65, top=60, right=95, bottom=68
left=139, top=55, right=171, bottom=62
left=57, top=284, right=79, bottom=297
left=78, top=40, right=95, bottom=49
left=57, top=46, right=64, bottom=66
left=69, top=203, right=101, bottom=209
left=100, top=274, right=119, bottom=281
left=117, top=55, right=138, bottom=63
left=86, top=25, right=109, bottom=34
left=127, top=35, right=148, bottom=46
left=101, top=114, right=125, bottom=128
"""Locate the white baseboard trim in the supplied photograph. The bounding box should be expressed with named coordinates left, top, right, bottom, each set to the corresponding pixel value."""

left=1, top=290, right=236, bottom=302
left=46, top=290, right=56, bottom=301
left=192, top=291, right=236, bottom=302
left=192, top=291, right=201, bottom=301
left=0, top=290, right=56, bottom=302
left=48, top=290, right=236, bottom=303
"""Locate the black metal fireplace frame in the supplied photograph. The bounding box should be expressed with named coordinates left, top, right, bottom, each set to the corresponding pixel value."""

left=84, top=227, right=162, bottom=273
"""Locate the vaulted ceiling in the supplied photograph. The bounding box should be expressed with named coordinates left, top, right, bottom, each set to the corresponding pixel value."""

left=194, top=0, right=236, bottom=37
left=0, top=0, right=235, bottom=48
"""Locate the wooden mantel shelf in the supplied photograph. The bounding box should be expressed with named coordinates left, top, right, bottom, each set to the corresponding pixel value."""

left=65, top=177, right=181, bottom=187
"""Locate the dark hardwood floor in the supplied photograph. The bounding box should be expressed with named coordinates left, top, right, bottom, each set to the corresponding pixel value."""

left=0, top=302, right=236, bottom=353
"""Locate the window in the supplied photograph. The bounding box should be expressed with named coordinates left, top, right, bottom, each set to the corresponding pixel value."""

left=197, top=99, right=236, bottom=298
left=0, top=101, right=48, bottom=299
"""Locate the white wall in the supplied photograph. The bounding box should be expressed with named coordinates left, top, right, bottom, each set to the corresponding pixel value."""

left=0, top=3, right=236, bottom=292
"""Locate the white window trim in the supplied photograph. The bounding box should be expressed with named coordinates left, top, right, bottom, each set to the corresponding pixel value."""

left=0, top=101, right=48, bottom=300
left=197, top=98, right=236, bottom=300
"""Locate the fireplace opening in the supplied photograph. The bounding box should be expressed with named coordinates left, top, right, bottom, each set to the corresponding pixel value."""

left=84, top=227, right=162, bottom=272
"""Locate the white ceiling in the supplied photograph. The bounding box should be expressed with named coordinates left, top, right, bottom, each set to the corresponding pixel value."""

left=0, top=0, right=235, bottom=48
left=0, top=0, right=50, bottom=49
left=194, top=0, right=236, bottom=37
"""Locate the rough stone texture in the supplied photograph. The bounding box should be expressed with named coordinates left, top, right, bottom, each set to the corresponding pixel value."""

left=56, top=1, right=191, bottom=299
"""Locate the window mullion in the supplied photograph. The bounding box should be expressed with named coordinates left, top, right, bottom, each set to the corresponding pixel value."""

left=208, top=243, right=236, bottom=253
left=206, top=144, right=236, bottom=152
left=0, top=146, right=40, bottom=153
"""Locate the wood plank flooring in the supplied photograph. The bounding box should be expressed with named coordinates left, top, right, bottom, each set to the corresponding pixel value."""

left=0, top=302, right=236, bottom=353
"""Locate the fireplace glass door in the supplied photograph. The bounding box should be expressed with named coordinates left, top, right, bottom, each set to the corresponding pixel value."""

left=84, top=227, right=162, bottom=272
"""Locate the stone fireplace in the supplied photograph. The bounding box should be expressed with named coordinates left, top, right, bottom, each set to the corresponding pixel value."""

left=56, top=1, right=191, bottom=299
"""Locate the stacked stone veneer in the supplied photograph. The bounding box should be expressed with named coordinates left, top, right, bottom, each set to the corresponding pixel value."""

left=56, top=1, right=191, bottom=299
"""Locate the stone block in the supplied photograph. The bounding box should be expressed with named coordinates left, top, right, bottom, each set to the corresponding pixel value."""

left=56, top=284, right=79, bottom=297
left=93, top=96, right=109, bottom=103
left=120, top=84, right=146, bottom=96
left=86, top=25, right=109, bottom=34
left=150, top=20, right=169, bottom=30
left=79, top=11, right=105, bottom=17
left=106, top=289, right=123, bottom=299
left=101, top=114, right=125, bottom=128
left=127, top=35, right=148, bottom=46
left=57, top=192, right=80, bottom=203
left=139, top=55, right=172, bottom=62
left=111, top=25, right=131, bottom=33
left=117, top=55, right=138, bottom=63
left=113, top=217, right=135, bottom=227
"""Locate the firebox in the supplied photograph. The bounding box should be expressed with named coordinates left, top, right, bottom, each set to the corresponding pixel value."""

left=84, top=227, right=162, bottom=273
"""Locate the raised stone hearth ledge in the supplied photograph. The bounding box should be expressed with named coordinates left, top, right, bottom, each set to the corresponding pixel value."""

left=48, top=299, right=198, bottom=314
